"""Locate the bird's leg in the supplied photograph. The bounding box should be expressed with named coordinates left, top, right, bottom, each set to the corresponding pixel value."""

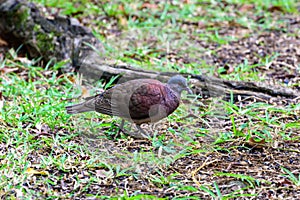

left=114, top=119, right=128, bottom=139
left=115, top=120, right=148, bottom=139
left=119, top=119, right=125, bottom=131
left=150, top=123, right=156, bottom=132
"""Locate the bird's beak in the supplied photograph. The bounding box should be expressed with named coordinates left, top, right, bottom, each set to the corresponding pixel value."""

left=185, top=87, right=193, bottom=94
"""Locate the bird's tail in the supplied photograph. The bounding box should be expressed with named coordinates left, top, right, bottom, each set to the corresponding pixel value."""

left=66, top=102, right=94, bottom=114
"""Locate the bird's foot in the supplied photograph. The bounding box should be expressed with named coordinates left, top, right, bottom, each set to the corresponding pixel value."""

left=114, top=120, right=129, bottom=139
left=129, top=125, right=151, bottom=139
left=127, top=131, right=149, bottom=139
left=114, top=121, right=149, bottom=139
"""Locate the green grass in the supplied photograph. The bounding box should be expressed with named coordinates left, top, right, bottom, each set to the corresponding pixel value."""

left=29, top=0, right=299, bottom=77
left=0, top=59, right=199, bottom=198
left=281, top=167, right=300, bottom=186
left=1, top=0, right=300, bottom=198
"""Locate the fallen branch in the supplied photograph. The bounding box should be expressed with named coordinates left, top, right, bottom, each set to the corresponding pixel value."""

left=0, top=0, right=299, bottom=103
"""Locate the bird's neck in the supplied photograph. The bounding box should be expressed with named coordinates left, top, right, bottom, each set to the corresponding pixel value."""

left=167, top=85, right=181, bottom=99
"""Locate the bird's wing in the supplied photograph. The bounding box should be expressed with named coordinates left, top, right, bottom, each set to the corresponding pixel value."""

left=128, top=82, right=167, bottom=120
left=81, top=79, right=172, bottom=120
left=103, top=80, right=167, bottom=120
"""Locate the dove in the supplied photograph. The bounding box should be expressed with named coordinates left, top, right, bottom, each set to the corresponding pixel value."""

left=66, top=75, right=192, bottom=137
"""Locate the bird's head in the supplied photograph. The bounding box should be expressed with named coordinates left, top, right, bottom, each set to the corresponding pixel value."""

left=167, top=75, right=192, bottom=95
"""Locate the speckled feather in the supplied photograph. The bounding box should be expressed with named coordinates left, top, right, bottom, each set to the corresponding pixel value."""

left=66, top=75, right=191, bottom=125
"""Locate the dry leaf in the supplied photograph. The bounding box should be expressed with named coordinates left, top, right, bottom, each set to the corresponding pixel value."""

left=81, top=86, right=90, bottom=98
left=0, top=66, right=18, bottom=75
left=141, top=3, right=158, bottom=9
left=0, top=38, right=8, bottom=46
left=118, top=16, right=128, bottom=27
left=62, top=74, right=79, bottom=84
left=16, top=57, right=32, bottom=65
left=224, top=64, right=234, bottom=74
left=268, top=6, right=285, bottom=13
left=277, top=178, right=293, bottom=186
left=25, top=168, right=49, bottom=176
left=96, top=169, right=113, bottom=178
left=247, top=137, right=266, bottom=148
left=118, top=4, right=125, bottom=12
left=228, top=20, right=246, bottom=28
left=239, top=4, right=255, bottom=12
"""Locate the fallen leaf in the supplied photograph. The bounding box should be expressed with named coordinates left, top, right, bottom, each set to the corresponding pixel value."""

left=65, top=75, right=77, bottom=84
left=0, top=38, right=8, bottom=46
left=25, top=168, right=49, bottom=176
left=277, top=178, right=293, bottom=186
left=0, top=66, right=18, bottom=75
left=225, top=64, right=234, bottom=74
left=118, top=15, right=128, bottom=27
left=247, top=137, right=266, bottom=148
left=81, top=86, right=90, bottom=98
left=96, top=169, right=113, bottom=178
left=268, top=6, right=285, bottom=13
left=16, top=57, right=32, bottom=65
left=141, top=3, right=158, bottom=9
left=239, top=4, right=255, bottom=12
left=118, top=4, right=125, bottom=12
left=228, top=20, right=246, bottom=28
